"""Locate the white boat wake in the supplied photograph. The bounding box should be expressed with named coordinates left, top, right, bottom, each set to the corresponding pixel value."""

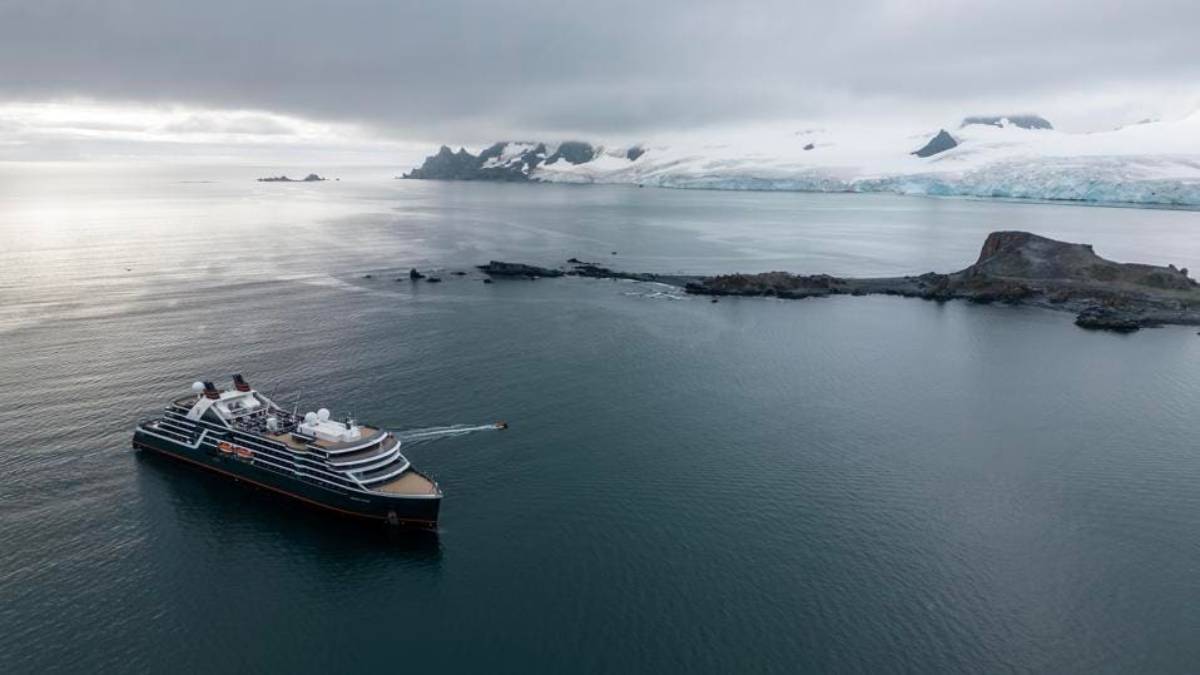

left=395, top=423, right=507, bottom=445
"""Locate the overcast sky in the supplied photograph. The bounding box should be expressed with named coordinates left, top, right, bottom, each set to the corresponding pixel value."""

left=1, top=0, right=1198, bottom=161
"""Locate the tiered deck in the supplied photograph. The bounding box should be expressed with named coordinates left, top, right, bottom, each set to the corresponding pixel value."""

left=373, top=471, right=439, bottom=496
left=256, top=425, right=386, bottom=453
left=264, top=432, right=310, bottom=451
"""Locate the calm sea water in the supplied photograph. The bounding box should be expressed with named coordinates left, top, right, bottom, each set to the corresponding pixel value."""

left=3, top=164, right=1200, bottom=673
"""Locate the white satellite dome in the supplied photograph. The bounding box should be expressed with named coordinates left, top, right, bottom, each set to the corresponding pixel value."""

left=304, top=412, right=319, bottom=425
left=317, top=408, right=331, bottom=421
left=192, top=381, right=205, bottom=393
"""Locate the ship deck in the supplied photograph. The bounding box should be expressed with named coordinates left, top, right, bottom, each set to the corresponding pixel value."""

left=314, top=425, right=381, bottom=449
left=373, top=470, right=439, bottom=496
left=264, top=432, right=309, bottom=450
left=255, top=425, right=383, bottom=452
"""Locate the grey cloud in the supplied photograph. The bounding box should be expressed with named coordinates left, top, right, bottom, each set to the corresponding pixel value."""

left=1, top=0, right=1198, bottom=143
left=160, top=114, right=299, bottom=136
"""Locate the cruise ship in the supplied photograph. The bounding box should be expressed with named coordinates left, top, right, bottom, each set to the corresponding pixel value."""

left=132, top=375, right=441, bottom=527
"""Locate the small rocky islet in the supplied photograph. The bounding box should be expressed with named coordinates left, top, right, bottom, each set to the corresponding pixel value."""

left=256, top=173, right=327, bottom=183
left=474, top=231, right=1200, bottom=332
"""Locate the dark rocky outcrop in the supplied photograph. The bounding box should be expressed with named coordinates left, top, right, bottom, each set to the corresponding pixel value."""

left=402, top=141, right=640, bottom=182
left=477, top=261, right=564, bottom=278
left=401, top=141, right=586, bottom=182
left=569, top=263, right=658, bottom=282
left=912, top=130, right=958, bottom=157
left=961, top=115, right=1053, bottom=130
left=544, top=141, right=597, bottom=165
left=257, top=173, right=326, bottom=182
left=401, top=145, right=533, bottom=182
left=1074, top=306, right=1141, bottom=332
left=474, top=232, right=1200, bottom=332
left=476, top=259, right=694, bottom=285
left=684, top=231, right=1200, bottom=331
left=409, top=268, right=425, bottom=280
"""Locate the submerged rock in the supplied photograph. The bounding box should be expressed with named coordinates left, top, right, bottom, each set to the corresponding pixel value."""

left=568, top=263, right=658, bottom=282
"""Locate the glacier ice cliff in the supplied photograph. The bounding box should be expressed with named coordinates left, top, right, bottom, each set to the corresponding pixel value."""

left=403, top=113, right=1200, bottom=208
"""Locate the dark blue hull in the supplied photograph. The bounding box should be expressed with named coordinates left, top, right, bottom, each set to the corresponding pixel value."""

left=132, top=427, right=440, bottom=527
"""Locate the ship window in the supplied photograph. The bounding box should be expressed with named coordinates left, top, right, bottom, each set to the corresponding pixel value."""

left=202, top=408, right=224, bottom=424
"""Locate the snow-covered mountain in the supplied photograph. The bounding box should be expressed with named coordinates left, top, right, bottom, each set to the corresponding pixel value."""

left=403, top=114, right=1200, bottom=207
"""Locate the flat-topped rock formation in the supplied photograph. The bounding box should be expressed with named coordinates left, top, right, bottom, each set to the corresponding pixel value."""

left=476, top=259, right=676, bottom=283
left=685, top=231, right=1200, bottom=331
left=474, top=233, right=1200, bottom=331
left=477, top=261, right=565, bottom=278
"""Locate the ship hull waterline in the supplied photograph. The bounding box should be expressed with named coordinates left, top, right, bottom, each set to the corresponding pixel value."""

left=132, top=427, right=441, bottom=528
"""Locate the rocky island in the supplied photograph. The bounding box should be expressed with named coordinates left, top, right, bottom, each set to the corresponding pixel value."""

left=257, top=173, right=326, bottom=182
left=480, top=232, right=1200, bottom=332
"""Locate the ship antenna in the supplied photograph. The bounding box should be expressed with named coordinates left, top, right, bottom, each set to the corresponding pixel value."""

left=292, top=390, right=303, bottom=418
left=258, top=378, right=291, bottom=412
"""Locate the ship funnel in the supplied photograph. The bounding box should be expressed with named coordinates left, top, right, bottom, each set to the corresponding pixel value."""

left=203, top=381, right=221, bottom=400
left=232, top=373, right=251, bottom=392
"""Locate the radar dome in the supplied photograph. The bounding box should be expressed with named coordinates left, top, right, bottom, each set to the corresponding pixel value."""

left=192, top=381, right=205, bottom=393
left=317, top=408, right=331, bottom=421
left=304, top=412, right=318, bottom=424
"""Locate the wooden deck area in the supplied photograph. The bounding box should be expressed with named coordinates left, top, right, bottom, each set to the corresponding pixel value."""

left=260, top=426, right=383, bottom=452
left=373, top=471, right=439, bottom=496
